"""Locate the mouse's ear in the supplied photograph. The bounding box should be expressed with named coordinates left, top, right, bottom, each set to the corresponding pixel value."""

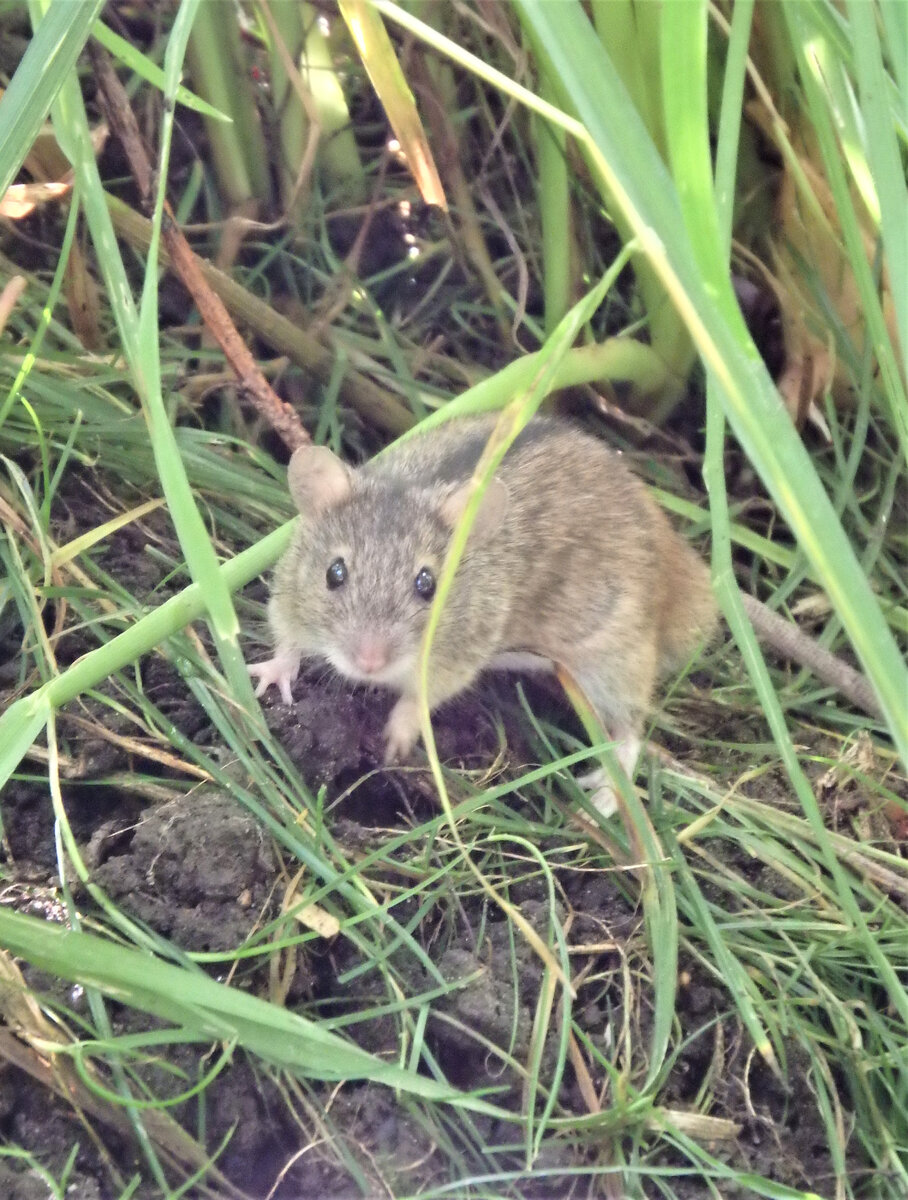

left=287, top=444, right=352, bottom=516
left=440, top=476, right=508, bottom=538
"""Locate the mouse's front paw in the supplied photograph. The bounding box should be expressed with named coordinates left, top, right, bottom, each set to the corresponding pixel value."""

left=248, top=649, right=300, bottom=706
left=383, top=697, right=422, bottom=764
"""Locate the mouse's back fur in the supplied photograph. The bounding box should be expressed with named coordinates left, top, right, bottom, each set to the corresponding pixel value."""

left=371, top=415, right=716, bottom=671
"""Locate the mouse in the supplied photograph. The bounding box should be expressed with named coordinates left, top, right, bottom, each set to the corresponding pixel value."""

left=248, top=414, right=718, bottom=815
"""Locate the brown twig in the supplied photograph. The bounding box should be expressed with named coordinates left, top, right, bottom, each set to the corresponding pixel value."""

left=107, top=197, right=416, bottom=436
left=89, top=40, right=309, bottom=451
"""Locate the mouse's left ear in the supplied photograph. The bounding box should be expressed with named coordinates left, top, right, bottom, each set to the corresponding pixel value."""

left=440, top=476, right=508, bottom=538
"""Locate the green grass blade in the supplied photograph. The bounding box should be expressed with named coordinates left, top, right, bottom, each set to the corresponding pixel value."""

left=90, top=19, right=230, bottom=120
left=0, top=907, right=502, bottom=1112
left=0, top=525, right=289, bottom=792
left=28, top=0, right=259, bottom=712
left=783, top=2, right=907, bottom=449
left=657, top=0, right=780, bottom=1075
left=657, top=0, right=908, bottom=1031
left=845, top=0, right=908, bottom=382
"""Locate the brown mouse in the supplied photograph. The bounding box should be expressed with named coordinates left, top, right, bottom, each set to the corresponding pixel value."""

left=249, top=414, right=717, bottom=814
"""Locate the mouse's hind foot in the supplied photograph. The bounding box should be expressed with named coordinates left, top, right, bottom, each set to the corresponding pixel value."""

left=574, top=732, right=641, bottom=819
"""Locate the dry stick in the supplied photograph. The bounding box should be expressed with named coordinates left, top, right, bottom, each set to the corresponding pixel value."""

left=89, top=42, right=304, bottom=451
left=106, top=199, right=416, bottom=437
left=91, top=39, right=414, bottom=438
left=159, top=223, right=309, bottom=450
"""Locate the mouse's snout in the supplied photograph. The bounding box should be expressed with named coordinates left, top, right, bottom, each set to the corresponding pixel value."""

left=351, top=634, right=391, bottom=676
left=328, top=627, right=415, bottom=689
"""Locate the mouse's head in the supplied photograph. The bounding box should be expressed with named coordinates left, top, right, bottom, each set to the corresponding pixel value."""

left=277, top=443, right=506, bottom=688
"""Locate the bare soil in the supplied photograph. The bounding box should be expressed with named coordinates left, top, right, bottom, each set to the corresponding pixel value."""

left=0, top=483, right=882, bottom=1200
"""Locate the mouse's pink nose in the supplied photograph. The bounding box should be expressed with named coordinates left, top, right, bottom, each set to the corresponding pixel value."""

left=352, top=637, right=390, bottom=675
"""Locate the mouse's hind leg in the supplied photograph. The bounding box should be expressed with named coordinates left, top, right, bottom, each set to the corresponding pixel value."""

left=562, top=643, right=656, bottom=817
left=574, top=727, right=642, bottom=817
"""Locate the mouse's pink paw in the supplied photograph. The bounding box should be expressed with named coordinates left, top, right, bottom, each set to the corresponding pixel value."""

left=383, top=697, right=421, bottom=764
left=248, top=649, right=300, bottom=706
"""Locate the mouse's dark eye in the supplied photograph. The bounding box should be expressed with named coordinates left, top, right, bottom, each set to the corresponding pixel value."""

left=326, top=557, right=348, bottom=590
left=414, top=566, right=436, bottom=601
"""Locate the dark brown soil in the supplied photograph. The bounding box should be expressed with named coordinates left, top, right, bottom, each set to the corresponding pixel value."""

left=3, top=744, right=862, bottom=1200
left=2, top=492, right=886, bottom=1200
